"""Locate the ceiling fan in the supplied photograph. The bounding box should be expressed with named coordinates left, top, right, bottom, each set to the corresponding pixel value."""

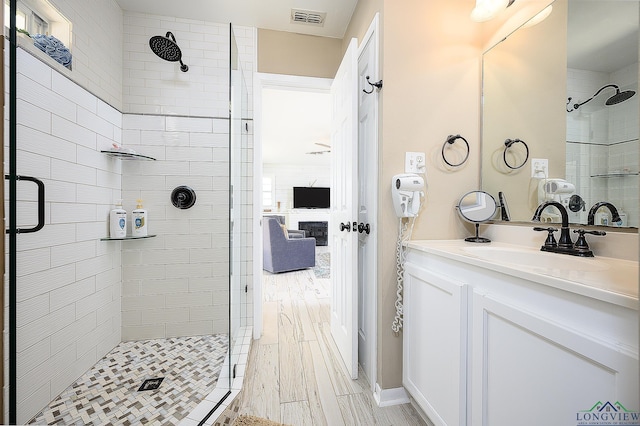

left=306, top=142, right=331, bottom=155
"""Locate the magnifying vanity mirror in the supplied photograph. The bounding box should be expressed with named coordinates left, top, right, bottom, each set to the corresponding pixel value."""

left=481, top=0, right=639, bottom=230
left=457, top=191, right=498, bottom=243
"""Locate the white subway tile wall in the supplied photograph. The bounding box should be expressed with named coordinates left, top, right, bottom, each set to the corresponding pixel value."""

left=8, top=47, right=122, bottom=424
left=566, top=64, right=639, bottom=227
left=120, top=114, right=231, bottom=340
left=6, top=4, right=256, bottom=422
left=42, top=0, right=124, bottom=109
left=123, top=12, right=254, bottom=118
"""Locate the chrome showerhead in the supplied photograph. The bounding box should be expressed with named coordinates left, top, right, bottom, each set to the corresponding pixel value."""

left=605, top=88, right=636, bottom=105
left=149, top=31, right=189, bottom=72
left=566, top=83, right=635, bottom=112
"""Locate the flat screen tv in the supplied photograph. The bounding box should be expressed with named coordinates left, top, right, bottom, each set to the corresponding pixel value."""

left=293, top=187, right=330, bottom=209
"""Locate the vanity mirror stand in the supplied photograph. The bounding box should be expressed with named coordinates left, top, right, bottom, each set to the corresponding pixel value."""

left=456, top=190, right=499, bottom=243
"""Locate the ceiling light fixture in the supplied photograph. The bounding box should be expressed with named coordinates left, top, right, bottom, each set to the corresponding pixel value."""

left=471, top=0, right=515, bottom=22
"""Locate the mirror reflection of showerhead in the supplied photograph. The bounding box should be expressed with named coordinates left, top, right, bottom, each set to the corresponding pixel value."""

left=149, top=31, right=189, bottom=72
left=567, top=83, right=635, bottom=112
left=605, top=88, right=636, bottom=105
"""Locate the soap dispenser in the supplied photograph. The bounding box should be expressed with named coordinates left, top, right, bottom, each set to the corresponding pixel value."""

left=110, top=200, right=127, bottom=238
left=132, top=199, right=148, bottom=237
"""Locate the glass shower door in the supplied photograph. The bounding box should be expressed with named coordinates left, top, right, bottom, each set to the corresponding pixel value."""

left=228, top=23, right=249, bottom=388
left=5, top=5, right=247, bottom=424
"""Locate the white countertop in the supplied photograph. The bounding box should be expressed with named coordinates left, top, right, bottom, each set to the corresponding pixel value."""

left=406, top=240, right=639, bottom=309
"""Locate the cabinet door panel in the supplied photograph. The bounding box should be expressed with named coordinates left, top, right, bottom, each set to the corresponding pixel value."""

left=403, top=263, right=468, bottom=426
left=471, top=291, right=639, bottom=426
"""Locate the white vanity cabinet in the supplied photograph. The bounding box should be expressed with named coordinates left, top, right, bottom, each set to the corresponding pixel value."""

left=403, top=242, right=639, bottom=426
left=403, top=263, right=469, bottom=425
left=471, top=291, right=638, bottom=426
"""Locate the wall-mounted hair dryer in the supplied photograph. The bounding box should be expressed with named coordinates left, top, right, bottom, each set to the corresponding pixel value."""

left=392, top=173, right=425, bottom=217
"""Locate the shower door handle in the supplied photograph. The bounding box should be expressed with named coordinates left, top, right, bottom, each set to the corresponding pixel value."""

left=5, top=175, right=45, bottom=234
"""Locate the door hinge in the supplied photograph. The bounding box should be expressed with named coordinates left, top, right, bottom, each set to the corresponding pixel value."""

left=245, top=285, right=248, bottom=293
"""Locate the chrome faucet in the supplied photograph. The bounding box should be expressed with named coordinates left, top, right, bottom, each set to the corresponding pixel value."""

left=587, top=202, right=621, bottom=226
left=531, top=201, right=573, bottom=249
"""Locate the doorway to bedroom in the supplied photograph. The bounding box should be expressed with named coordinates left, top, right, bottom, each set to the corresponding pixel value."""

left=253, top=74, right=333, bottom=311
left=257, top=75, right=333, bottom=280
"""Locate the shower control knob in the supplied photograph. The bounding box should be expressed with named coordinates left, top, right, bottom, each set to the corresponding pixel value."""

left=340, top=222, right=351, bottom=232
left=171, top=186, right=196, bottom=209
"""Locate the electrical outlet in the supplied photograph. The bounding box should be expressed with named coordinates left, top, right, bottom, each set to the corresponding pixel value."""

left=531, top=158, right=549, bottom=178
left=405, top=152, right=426, bottom=173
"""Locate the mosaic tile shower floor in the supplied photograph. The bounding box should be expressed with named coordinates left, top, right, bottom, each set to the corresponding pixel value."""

left=28, top=334, right=229, bottom=425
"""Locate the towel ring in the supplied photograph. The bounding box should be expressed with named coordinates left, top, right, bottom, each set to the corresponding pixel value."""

left=503, top=138, right=529, bottom=170
left=441, top=134, right=470, bottom=167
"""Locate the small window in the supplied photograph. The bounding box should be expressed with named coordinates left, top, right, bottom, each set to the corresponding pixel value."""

left=5, top=1, right=49, bottom=35
left=4, top=0, right=72, bottom=68
left=31, top=11, right=47, bottom=35
left=4, top=4, right=27, bottom=31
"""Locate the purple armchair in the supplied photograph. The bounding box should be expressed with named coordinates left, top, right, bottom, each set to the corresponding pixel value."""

left=263, top=217, right=316, bottom=273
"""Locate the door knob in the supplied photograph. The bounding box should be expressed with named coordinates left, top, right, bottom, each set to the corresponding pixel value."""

left=358, top=223, right=371, bottom=234
left=340, top=222, right=351, bottom=232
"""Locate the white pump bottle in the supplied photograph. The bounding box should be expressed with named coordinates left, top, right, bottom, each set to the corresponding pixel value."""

left=110, top=200, right=127, bottom=238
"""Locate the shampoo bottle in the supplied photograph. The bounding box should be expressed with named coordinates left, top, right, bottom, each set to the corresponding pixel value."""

left=110, top=200, right=127, bottom=238
left=132, top=199, right=148, bottom=237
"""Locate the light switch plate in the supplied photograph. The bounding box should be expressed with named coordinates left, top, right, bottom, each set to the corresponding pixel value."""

left=405, top=152, right=426, bottom=173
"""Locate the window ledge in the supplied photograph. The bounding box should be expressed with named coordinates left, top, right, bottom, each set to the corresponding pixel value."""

left=7, top=30, right=73, bottom=75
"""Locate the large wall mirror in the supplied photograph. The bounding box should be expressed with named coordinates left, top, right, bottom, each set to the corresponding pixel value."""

left=481, top=0, right=639, bottom=229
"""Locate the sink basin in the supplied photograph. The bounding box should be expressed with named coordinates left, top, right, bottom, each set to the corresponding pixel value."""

left=461, top=246, right=609, bottom=272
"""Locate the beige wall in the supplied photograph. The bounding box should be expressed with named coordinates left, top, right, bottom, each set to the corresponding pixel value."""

left=342, top=0, right=484, bottom=391
left=257, top=29, right=342, bottom=78
left=377, top=0, right=483, bottom=390
left=342, top=0, right=383, bottom=53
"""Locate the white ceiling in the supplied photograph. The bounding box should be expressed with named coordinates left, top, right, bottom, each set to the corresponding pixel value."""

left=261, top=88, right=332, bottom=166
left=114, top=0, right=358, bottom=39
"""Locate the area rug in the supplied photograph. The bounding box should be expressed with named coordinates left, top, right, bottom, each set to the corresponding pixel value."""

left=232, top=415, right=288, bottom=426
left=313, top=252, right=330, bottom=279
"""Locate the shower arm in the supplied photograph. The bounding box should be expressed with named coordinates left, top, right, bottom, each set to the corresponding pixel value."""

left=566, top=84, right=619, bottom=112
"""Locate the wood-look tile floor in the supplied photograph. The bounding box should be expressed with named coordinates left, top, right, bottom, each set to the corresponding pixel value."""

left=236, top=251, right=427, bottom=425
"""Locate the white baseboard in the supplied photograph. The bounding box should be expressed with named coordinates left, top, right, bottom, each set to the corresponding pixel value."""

left=373, top=384, right=410, bottom=407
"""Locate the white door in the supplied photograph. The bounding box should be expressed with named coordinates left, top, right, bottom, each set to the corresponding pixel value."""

left=330, top=38, right=359, bottom=379
left=357, top=14, right=379, bottom=391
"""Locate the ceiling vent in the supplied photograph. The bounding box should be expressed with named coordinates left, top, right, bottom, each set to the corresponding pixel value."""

left=291, top=9, right=326, bottom=26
